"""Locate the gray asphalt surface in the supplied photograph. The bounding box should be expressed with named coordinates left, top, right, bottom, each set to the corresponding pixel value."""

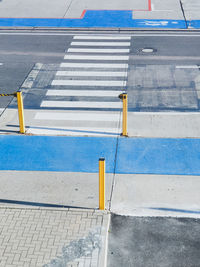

left=0, top=32, right=200, bottom=110
left=108, top=214, right=200, bottom=267
left=0, top=33, right=72, bottom=108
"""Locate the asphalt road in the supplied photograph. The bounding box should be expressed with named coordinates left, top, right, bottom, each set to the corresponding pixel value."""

left=108, top=214, right=200, bottom=267
left=1, top=31, right=200, bottom=110
left=0, top=33, right=72, bottom=108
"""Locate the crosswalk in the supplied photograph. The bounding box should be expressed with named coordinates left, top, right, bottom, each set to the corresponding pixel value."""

left=27, top=35, right=131, bottom=136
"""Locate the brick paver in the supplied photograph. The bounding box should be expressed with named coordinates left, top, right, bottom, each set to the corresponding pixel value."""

left=0, top=206, right=108, bottom=267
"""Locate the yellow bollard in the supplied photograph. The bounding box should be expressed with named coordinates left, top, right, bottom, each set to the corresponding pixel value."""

left=119, top=93, right=128, bottom=136
left=99, top=158, right=105, bottom=210
left=16, top=91, right=25, bottom=134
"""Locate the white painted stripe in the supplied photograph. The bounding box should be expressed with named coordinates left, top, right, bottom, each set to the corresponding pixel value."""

left=176, top=65, right=199, bottom=69
left=0, top=108, right=4, bottom=113
left=56, top=71, right=127, bottom=77
left=195, top=75, right=200, bottom=99
left=27, top=126, right=120, bottom=136
left=0, top=63, right=3, bottom=66
left=46, top=90, right=124, bottom=97
left=71, top=42, right=130, bottom=46
left=34, top=112, right=120, bottom=121
left=74, top=36, right=131, bottom=40
left=52, top=80, right=126, bottom=87
left=41, top=101, right=122, bottom=109
left=21, top=63, right=43, bottom=89
left=68, top=48, right=130, bottom=53
left=60, top=63, right=128, bottom=68
left=64, top=55, right=129, bottom=60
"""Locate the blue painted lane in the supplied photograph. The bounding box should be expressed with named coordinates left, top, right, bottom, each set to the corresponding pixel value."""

left=0, top=11, right=187, bottom=28
left=0, top=136, right=117, bottom=173
left=116, top=138, right=200, bottom=175
left=1, top=136, right=200, bottom=175
left=0, top=18, right=63, bottom=27
left=187, top=20, right=200, bottom=29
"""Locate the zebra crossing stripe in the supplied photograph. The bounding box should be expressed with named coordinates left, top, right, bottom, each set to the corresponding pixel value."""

left=176, top=65, right=199, bottom=69
left=71, top=42, right=131, bottom=46
left=56, top=71, right=127, bottom=77
left=41, top=101, right=122, bottom=109
left=60, top=63, right=128, bottom=68
left=73, top=36, right=131, bottom=40
left=46, top=90, right=124, bottom=97
left=64, top=55, right=129, bottom=60
left=34, top=112, right=120, bottom=121
left=67, top=48, right=130, bottom=53
left=52, top=80, right=126, bottom=87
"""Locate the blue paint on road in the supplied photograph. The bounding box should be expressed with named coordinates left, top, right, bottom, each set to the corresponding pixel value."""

left=1, top=136, right=200, bottom=175
left=0, top=11, right=188, bottom=28
left=116, top=138, right=200, bottom=175
left=0, top=136, right=117, bottom=173
left=187, top=20, right=200, bottom=29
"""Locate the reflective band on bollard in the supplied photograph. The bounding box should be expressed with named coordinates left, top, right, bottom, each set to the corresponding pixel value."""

left=17, top=91, right=25, bottom=134
left=99, top=158, right=105, bottom=210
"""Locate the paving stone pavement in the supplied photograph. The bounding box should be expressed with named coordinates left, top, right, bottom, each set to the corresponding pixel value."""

left=0, top=206, right=109, bottom=267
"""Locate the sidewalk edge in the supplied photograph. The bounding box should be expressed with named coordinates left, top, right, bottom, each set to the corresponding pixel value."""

left=99, top=212, right=111, bottom=267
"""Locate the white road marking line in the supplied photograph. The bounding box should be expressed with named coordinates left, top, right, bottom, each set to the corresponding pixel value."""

left=27, top=127, right=120, bottom=136
left=0, top=63, right=3, bottom=66
left=46, top=90, right=124, bottom=97
left=176, top=65, right=199, bottom=69
left=41, top=101, right=122, bottom=109
left=60, top=63, right=128, bottom=68
left=195, top=74, right=200, bottom=99
left=74, top=36, right=131, bottom=40
left=0, top=108, right=4, bottom=113
left=68, top=48, right=130, bottom=53
left=34, top=112, right=120, bottom=121
left=64, top=55, right=129, bottom=60
left=52, top=80, right=126, bottom=87
left=71, top=42, right=131, bottom=46
left=56, top=71, right=127, bottom=77
left=21, top=63, right=43, bottom=89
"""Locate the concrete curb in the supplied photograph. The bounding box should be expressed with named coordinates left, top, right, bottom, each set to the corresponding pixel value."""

left=99, top=212, right=111, bottom=267
left=1, top=28, right=200, bottom=33
left=1, top=27, right=200, bottom=31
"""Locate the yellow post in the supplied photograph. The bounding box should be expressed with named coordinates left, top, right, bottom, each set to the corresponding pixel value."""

left=16, top=91, right=25, bottom=134
left=119, top=93, right=128, bottom=136
left=99, top=158, right=105, bottom=210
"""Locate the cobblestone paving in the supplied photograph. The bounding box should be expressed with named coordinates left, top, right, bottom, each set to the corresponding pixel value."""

left=0, top=206, right=108, bottom=267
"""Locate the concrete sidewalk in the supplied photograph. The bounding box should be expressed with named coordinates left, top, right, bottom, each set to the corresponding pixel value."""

left=0, top=171, right=113, bottom=209
left=111, top=174, right=200, bottom=218
left=0, top=0, right=199, bottom=28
